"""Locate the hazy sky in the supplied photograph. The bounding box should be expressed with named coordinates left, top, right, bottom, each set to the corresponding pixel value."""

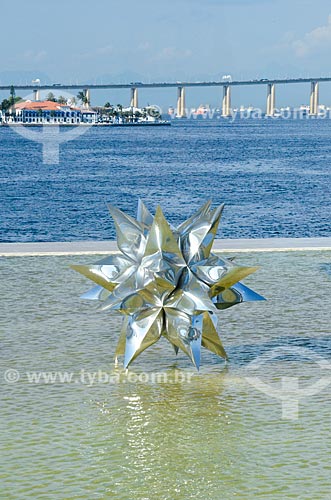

left=1, top=0, right=331, bottom=107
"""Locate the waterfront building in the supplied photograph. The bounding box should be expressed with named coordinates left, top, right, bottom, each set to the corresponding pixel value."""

left=0, top=100, right=165, bottom=126
left=5, top=100, right=98, bottom=124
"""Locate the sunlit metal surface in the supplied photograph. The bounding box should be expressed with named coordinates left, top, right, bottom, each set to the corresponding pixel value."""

left=72, top=201, right=265, bottom=369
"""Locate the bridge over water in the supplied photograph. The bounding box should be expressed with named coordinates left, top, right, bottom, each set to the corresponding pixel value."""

left=2, top=77, right=331, bottom=116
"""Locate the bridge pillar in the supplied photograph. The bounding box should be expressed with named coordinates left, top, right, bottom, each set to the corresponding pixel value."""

left=177, top=86, right=186, bottom=118
left=222, top=85, right=231, bottom=117
left=33, top=89, right=40, bottom=101
left=309, top=82, right=319, bottom=115
left=83, top=89, right=91, bottom=108
left=130, top=87, right=138, bottom=108
left=266, top=83, right=275, bottom=116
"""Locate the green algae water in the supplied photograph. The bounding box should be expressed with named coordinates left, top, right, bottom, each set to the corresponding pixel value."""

left=1, top=251, right=331, bottom=499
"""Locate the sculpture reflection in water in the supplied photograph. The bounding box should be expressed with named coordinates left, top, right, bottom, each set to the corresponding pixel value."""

left=71, top=200, right=265, bottom=370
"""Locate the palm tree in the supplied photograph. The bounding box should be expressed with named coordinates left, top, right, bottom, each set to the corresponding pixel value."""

left=77, top=91, right=88, bottom=107
left=77, top=91, right=85, bottom=102
left=9, top=86, right=16, bottom=106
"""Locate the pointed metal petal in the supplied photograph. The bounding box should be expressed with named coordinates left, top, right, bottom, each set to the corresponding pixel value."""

left=179, top=203, right=225, bottom=264
left=114, top=317, right=128, bottom=358
left=99, top=273, right=141, bottom=311
left=201, top=312, right=228, bottom=360
left=176, top=200, right=211, bottom=233
left=180, top=216, right=212, bottom=263
left=165, top=271, right=215, bottom=315
left=213, top=282, right=266, bottom=309
left=71, top=254, right=132, bottom=290
left=108, top=204, right=146, bottom=260
left=162, top=331, right=180, bottom=355
left=164, top=309, right=192, bottom=358
left=71, top=264, right=118, bottom=292
left=141, top=280, right=174, bottom=305
left=80, top=285, right=112, bottom=301
left=142, top=206, right=186, bottom=287
left=197, top=204, right=225, bottom=260
left=233, top=282, right=266, bottom=301
left=121, top=288, right=161, bottom=314
left=204, top=252, right=236, bottom=268
left=124, top=309, right=163, bottom=368
left=210, top=266, right=260, bottom=297
left=164, top=309, right=203, bottom=370
left=144, top=206, right=186, bottom=263
left=137, top=199, right=154, bottom=227
left=191, top=265, right=228, bottom=286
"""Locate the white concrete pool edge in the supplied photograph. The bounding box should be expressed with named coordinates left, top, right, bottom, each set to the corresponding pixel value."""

left=1, top=237, right=331, bottom=256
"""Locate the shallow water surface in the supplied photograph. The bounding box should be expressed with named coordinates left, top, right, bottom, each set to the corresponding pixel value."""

left=1, top=251, right=331, bottom=499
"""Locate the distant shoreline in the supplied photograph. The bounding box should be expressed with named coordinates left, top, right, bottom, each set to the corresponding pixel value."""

left=1, top=237, right=330, bottom=256
left=0, top=122, right=171, bottom=128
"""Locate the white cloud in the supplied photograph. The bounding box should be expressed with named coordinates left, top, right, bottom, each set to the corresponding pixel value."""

left=292, top=15, right=331, bottom=57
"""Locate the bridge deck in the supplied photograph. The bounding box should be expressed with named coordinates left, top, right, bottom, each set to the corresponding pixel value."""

left=1, top=77, right=331, bottom=91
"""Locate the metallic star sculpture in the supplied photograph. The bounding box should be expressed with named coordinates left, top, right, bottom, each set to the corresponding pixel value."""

left=71, top=200, right=265, bottom=369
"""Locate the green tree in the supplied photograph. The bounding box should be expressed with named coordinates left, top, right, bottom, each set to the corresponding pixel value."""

left=104, top=102, right=111, bottom=108
left=1, top=99, right=11, bottom=112
left=57, top=95, right=67, bottom=104
left=46, top=92, right=56, bottom=102
left=77, top=91, right=88, bottom=106
left=9, top=85, right=16, bottom=106
left=1, top=94, right=21, bottom=114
